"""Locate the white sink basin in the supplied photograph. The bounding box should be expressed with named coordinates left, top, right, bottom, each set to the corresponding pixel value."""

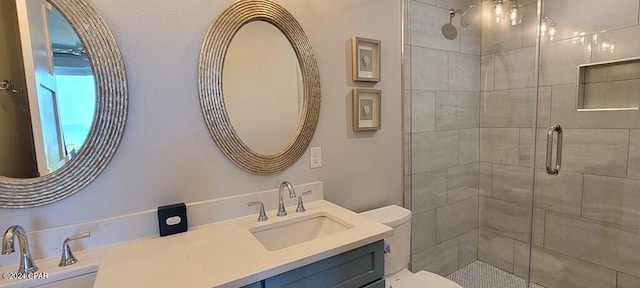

left=0, top=264, right=98, bottom=288
left=250, top=212, right=353, bottom=251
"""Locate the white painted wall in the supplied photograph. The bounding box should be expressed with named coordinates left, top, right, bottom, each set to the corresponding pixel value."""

left=0, top=0, right=402, bottom=233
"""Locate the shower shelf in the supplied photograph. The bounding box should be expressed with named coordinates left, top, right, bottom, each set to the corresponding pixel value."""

left=576, top=57, right=640, bottom=112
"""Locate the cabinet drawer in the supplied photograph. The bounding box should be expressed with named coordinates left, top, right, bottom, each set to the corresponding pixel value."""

left=264, top=240, right=384, bottom=288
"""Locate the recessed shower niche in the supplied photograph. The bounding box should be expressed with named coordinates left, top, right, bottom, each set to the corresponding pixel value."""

left=577, top=57, right=640, bottom=111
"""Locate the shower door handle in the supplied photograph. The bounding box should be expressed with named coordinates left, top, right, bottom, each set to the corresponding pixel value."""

left=546, top=124, right=563, bottom=176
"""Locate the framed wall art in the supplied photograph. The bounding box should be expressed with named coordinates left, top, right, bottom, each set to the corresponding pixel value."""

left=352, top=37, right=381, bottom=82
left=352, top=89, right=381, bottom=131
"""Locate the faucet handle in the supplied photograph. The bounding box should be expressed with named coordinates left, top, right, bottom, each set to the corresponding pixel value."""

left=247, top=201, right=269, bottom=222
left=296, top=190, right=313, bottom=213
left=59, top=232, right=90, bottom=267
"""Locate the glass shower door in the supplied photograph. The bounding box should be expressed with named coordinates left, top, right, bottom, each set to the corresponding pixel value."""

left=529, top=0, right=640, bottom=287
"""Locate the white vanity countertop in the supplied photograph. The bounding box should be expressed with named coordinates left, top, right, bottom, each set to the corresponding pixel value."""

left=1, top=200, right=391, bottom=288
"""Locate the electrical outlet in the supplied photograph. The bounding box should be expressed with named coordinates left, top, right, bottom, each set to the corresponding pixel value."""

left=310, top=146, right=322, bottom=168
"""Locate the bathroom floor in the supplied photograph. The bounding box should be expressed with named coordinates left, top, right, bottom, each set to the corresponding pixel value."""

left=446, top=261, right=545, bottom=288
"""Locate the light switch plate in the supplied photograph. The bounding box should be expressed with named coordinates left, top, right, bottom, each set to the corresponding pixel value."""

left=310, top=146, right=322, bottom=168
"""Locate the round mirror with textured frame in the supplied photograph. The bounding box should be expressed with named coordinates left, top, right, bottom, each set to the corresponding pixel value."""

left=0, top=0, right=128, bottom=208
left=199, top=0, right=321, bottom=175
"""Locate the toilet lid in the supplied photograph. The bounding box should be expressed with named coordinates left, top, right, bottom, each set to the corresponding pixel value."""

left=390, top=271, right=462, bottom=288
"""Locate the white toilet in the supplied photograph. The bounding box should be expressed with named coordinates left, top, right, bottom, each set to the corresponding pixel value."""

left=361, top=205, right=462, bottom=288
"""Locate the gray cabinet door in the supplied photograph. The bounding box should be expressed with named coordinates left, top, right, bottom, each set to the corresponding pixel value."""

left=264, top=240, right=384, bottom=288
left=242, top=281, right=264, bottom=288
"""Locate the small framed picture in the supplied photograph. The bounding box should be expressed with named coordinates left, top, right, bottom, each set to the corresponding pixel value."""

left=352, top=89, right=381, bottom=131
left=352, top=37, right=381, bottom=82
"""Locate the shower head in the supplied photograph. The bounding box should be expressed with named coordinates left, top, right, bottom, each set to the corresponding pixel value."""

left=442, top=5, right=476, bottom=40
left=460, top=5, right=477, bottom=28
left=442, top=9, right=458, bottom=40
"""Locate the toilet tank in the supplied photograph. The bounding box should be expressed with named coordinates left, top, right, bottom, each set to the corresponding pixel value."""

left=360, top=205, right=412, bottom=277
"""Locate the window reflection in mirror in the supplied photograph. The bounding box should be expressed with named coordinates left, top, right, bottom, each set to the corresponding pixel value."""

left=223, top=21, right=303, bottom=155
left=0, top=0, right=95, bottom=178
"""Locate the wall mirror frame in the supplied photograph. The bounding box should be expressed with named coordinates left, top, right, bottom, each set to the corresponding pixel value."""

left=199, top=0, right=321, bottom=175
left=0, top=0, right=128, bottom=208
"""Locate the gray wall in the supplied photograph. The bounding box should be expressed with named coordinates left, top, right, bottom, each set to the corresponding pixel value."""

left=405, top=0, right=481, bottom=276
left=0, top=0, right=402, bottom=232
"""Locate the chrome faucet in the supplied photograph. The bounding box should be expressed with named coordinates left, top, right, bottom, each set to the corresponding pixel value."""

left=2, top=225, right=38, bottom=273
left=277, top=181, right=297, bottom=216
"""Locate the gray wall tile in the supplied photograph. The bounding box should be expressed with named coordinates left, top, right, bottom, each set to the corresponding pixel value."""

left=448, top=163, right=479, bottom=191
left=481, top=54, right=495, bottom=91
left=533, top=208, right=545, bottom=247
left=412, top=47, right=449, bottom=91
left=459, top=128, right=479, bottom=165
left=535, top=170, right=583, bottom=216
left=448, top=187, right=478, bottom=204
left=410, top=1, right=460, bottom=51
left=478, top=229, right=514, bottom=273
left=591, top=25, right=640, bottom=63
left=412, top=130, right=459, bottom=174
left=491, top=164, right=533, bottom=205
left=540, top=37, right=591, bottom=86
left=479, top=128, right=519, bottom=165
left=618, top=272, right=640, bottom=288
left=458, top=229, right=478, bottom=267
left=513, top=240, right=530, bottom=279
left=479, top=196, right=530, bottom=242
left=537, top=86, right=552, bottom=128
left=545, top=212, right=640, bottom=277
left=518, top=128, right=546, bottom=168
left=449, top=52, right=481, bottom=92
left=521, top=3, right=538, bottom=47
left=530, top=247, right=617, bottom=288
left=437, top=196, right=479, bottom=242
left=561, top=129, right=629, bottom=177
left=413, top=0, right=436, bottom=5
left=629, top=130, right=640, bottom=179
left=435, top=0, right=479, bottom=11
left=583, top=175, right=640, bottom=229
left=412, top=209, right=437, bottom=253
left=436, top=91, right=479, bottom=130
left=412, top=237, right=459, bottom=276
left=412, top=169, right=448, bottom=213
left=542, top=0, right=639, bottom=41
left=411, top=90, right=436, bottom=133
left=479, top=162, right=492, bottom=197
left=494, top=47, right=536, bottom=90
left=480, top=88, right=536, bottom=128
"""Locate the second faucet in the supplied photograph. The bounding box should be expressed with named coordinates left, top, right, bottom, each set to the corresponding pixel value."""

left=277, top=181, right=297, bottom=216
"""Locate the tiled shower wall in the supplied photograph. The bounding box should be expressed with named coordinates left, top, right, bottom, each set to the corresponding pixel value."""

left=478, top=0, right=640, bottom=287
left=404, top=0, right=481, bottom=276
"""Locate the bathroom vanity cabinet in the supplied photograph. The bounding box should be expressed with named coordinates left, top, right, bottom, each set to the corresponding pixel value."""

left=243, top=240, right=385, bottom=288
